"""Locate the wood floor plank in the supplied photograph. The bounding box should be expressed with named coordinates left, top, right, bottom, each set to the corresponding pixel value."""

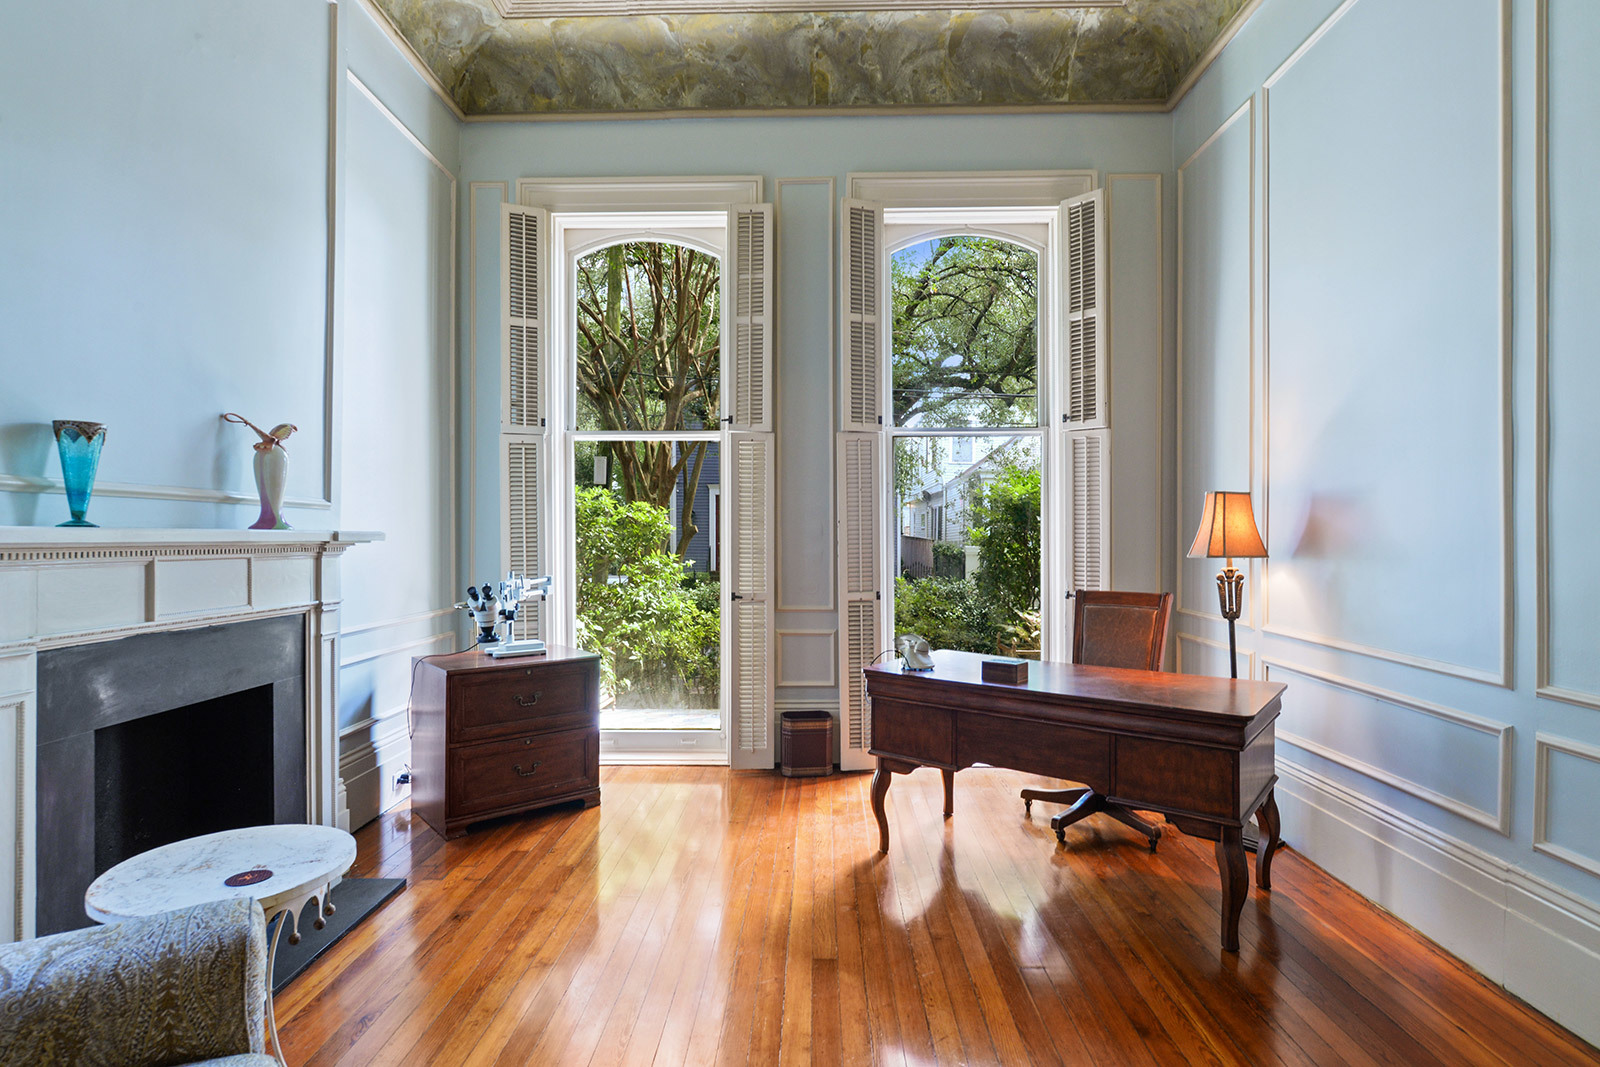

left=277, top=766, right=1600, bottom=1067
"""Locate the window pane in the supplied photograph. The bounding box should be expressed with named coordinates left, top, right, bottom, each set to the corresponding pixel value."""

left=574, top=440, right=721, bottom=729
left=893, top=435, right=1041, bottom=656
left=892, top=236, right=1039, bottom=429
left=574, top=241, right=721, bottom=433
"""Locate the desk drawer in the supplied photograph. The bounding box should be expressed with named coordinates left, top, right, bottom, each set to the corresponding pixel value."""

left=448, top=728, right=598, bottom=816
left=958, top=716, right=1110, bottom=787
left=449, top=662, right=595, bottom=744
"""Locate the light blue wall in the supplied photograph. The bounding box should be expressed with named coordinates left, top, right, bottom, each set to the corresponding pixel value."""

left=0, top=0, right=462, bottom=828
left=333, top=2, right=463, bottom=826
left=1173, top=0, right=1600, bottom=1038
left=461, top=113, right=1176, bottom=706
left=0, top=1, right=334, bottom=529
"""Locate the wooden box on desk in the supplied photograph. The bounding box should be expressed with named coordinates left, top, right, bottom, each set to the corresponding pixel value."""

left=408, top=644, right=601, bottom=839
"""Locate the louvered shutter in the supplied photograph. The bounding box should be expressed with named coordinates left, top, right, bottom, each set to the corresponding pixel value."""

left=837, top=432, right=882, bottom=772
left=841, top=199, right=884, bottom=432
left=504, top=434, right=545, bottom=641
left=728, top=432, right=775, bottom=768
left=727, top=204, right=773, bottom=432
left=1060, top=190, right=1106, bottom=429
left=1066, top=429, right=1109, bottom=597
left=503, top=204, right=547, bottom=430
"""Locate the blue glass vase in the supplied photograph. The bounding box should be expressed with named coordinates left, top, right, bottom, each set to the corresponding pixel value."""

left=52, top=420, right=106, bottom=528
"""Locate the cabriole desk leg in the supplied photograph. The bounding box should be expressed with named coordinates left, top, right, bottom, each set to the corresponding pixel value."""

left=1215, top=825, right=1249, bottom=952
left=872, top=759, right=893, bottom=852
left=941, top=767, right=954, bottom=818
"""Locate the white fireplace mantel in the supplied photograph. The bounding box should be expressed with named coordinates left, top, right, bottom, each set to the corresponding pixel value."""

left=0, top=526, right=381, bottom=942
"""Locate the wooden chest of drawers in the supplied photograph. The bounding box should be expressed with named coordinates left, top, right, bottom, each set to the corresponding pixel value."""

left=408, top=645, right=601, bottom=839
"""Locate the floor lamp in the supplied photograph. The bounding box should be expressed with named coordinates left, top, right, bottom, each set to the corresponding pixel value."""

left=1187, top=491, right=1267, bottom=679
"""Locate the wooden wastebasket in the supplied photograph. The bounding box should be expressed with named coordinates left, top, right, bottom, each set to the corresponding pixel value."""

left=780, top=710, right=835, bottom=777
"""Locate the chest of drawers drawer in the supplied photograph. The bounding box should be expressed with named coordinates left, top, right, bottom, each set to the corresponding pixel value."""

left=448, top=727, right=599, bottom=817
left=448, top=661, right=595, bottom=744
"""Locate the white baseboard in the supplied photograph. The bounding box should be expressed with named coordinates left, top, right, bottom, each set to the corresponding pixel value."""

left=339, top=717, right=412, bottom=831
left=1278, top=760, right=1600, bottom=1048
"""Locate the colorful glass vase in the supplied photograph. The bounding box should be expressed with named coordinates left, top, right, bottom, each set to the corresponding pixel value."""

left=52, top=420, right=106, bottom=527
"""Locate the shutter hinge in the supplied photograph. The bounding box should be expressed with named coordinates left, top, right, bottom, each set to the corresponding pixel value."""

left=731, top=591, right=745, bottom=601
left=541, top=418, right=547, bottom=428
left=1066, top=589, right=1076, bottom=599
left=722, top=414, right=734, bottom=425
left=877, top=416, right=884, bottom=425
left=875, top=590, right=882, bottom=600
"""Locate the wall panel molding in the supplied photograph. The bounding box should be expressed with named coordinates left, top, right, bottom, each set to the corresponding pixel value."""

left=1265, top=658, right=1512, bottom=834
left=1175, top=630, right=1254, bottom=680
left=1256, top=0, right=1513, bottom=688
left=774, top=177, right=838, bottom=612
left=1533, top=0, right=1600, bottom=710
left=1533, top=732, right=1600, bottom=878
left=1175, top=96, right=1254, bottom=628
left=776, top=626, right=838, bottom=688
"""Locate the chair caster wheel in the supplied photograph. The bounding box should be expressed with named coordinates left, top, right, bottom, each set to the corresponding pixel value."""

left=1024, top=798, right=1033, bottom=814
left=1054, top=829, right=1066, bottom=845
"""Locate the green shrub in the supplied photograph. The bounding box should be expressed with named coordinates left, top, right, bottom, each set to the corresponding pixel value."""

left=574, top=486, right=719, bottom=705
left=894, top=575, right=1000, bottom=654
left=969, top=460, right=1041, bottom=619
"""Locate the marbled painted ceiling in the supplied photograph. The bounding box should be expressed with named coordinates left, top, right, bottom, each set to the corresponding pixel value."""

left=372, top=0, right=1254, bottom=116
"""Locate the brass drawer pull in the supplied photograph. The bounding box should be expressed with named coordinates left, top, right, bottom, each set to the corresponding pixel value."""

left=513, top=761, right=542, bottom=777
left=515, top=692, right=541, bottom=707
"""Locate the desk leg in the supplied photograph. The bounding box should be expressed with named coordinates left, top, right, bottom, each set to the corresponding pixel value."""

left=1255, top=789, right=1282, bottom=890
left=872, top=760, right=893, bottom=853
left=1215, top=826, right=1248, bottom=952
left=941, top=767, right=954, bottom=818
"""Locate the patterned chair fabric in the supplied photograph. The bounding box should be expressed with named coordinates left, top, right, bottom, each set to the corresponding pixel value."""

left=0, top=896, right=274, bottom=1067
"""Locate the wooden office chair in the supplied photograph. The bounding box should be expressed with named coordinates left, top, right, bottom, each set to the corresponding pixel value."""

left=1021, top=590, right=1173, bottom=851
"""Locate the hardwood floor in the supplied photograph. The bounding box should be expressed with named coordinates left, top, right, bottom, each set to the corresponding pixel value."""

left=276, top=766, right=1599, bottom=1066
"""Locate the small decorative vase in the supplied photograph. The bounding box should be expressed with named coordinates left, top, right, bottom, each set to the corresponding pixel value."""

left=52, top=420, right=106, bottom=528
left=251, top=444, right=290, bottom=530
left=223, top=413, right=297, bottom=531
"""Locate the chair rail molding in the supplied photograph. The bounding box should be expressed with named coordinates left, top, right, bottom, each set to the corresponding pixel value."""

left=0, top=526, right=380, bottom=943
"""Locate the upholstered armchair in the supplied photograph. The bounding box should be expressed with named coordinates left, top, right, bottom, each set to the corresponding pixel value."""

left=0, top=896, right=277, bottom=1066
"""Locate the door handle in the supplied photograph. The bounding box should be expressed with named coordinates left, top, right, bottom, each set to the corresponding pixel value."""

left=513, top=761, right=542, bottom=777
left=515, top=692, right=541, bottom=706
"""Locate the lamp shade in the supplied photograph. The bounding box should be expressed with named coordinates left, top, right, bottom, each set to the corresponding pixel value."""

left=1188, top=491, right=1267, bottom=559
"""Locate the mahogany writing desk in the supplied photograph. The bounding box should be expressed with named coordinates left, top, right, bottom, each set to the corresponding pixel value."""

left=865, top=649, right=1286, bottom=951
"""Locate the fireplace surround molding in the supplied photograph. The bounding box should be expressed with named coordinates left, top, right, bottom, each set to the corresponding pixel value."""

left=0, top=526, right=380, bottom=942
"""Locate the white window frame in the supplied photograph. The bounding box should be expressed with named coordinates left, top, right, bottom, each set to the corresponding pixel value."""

left=881, top=209, right=1066, bottom=662
left=550, top=211, right=731, bottom=764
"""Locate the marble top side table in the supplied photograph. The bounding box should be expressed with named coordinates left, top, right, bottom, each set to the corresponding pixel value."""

left=85, top=824, right=357, bottom=1067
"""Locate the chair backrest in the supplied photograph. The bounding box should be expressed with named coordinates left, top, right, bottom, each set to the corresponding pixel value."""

left=1073, top=590, right=1173, bottom=671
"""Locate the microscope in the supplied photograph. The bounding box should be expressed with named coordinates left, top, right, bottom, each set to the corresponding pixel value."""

left=456, top=573, right=553, bottom=657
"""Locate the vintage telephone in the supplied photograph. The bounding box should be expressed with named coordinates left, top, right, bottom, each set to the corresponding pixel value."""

left=895, top=634, right=935, bottom=671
